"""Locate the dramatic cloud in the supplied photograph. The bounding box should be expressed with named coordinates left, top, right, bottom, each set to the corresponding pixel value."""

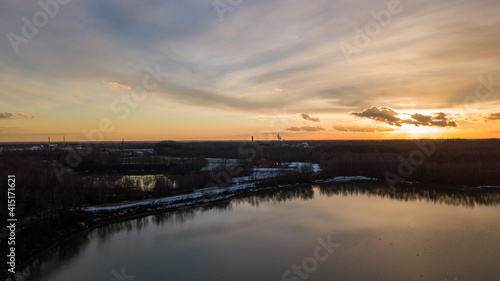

left=286, top=126, right=325, bottom=132
left=2, top=0, right=499, bottom=117
left=405, top=112, right=457, bottom=127
left=0, top=112, right=41, bottom=120
left=350, top=106, right=402, bottom=126
left=102, top=81, right=132, bottom=91
left=351, top=107, right=457, bottom=127
left=332, top=123, right=395, bottom=132
left=483, top=113, right=500, bottom=121
left=409, top=113, right=432, bottom=124
left=1, top=0, right=500, bottom=140
left=301, top=113, right=321, bottom=122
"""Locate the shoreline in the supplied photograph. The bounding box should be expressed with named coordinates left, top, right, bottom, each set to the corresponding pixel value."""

left=4, top=178, right=317, bottom=281
left=4, top=176, right=500, bottom=281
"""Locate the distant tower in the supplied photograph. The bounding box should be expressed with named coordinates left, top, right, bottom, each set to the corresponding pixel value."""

left=122, top=138, right=124, bottom=151
left=63, top=135, right=65, bottom=144
left=251, top=136, right=254, bottom=143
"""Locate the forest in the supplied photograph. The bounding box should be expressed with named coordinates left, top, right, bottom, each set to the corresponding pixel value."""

left=1, top=139, right=499, bottom=224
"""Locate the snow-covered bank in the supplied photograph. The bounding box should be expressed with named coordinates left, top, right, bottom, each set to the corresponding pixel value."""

left=82, top=175, right=380, bottom=213
left=83, top=183, right=257, bottom=212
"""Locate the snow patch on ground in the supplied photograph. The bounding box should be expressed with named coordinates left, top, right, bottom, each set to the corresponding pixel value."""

left=286, top=162, right=321, bottom=173
left=201, top=158, right=239, bottom=171
left=231, top=162, right=321, bottom=184
left=474, top=185, right=500, bottom=189
left=318, top=176, right=379, bottom=183
left=232, top=171, right=281, bottom=184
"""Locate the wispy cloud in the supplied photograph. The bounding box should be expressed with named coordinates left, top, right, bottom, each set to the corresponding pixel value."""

left=274, top=88, right=288, bottom=96
left=4, top=0, right=498, bottom=116
left=1, top=0, right=500, bottom=140
left=332, top=123, right=395, bottom=132
left=16, top=112, right=41, bottom=119
left=102, top=81, right=132, bottom=91
left=286, top=125, right=325, bottom=132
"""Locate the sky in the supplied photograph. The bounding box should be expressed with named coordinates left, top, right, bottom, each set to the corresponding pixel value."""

left=1, top=0, right=500, bottom=142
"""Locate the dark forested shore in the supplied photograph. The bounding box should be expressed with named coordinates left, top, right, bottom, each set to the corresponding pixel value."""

left=1, top=138, right=499, bottom=279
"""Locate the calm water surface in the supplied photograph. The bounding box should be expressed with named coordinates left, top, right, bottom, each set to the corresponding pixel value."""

left=28, top=182, right=500, bottom=281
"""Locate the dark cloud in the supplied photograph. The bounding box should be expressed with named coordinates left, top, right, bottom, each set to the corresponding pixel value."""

left=483, top=113, right=500, bottom=121
left=0, top=112, right=41, bottom=120
left=409, top=113, right=433, bottom=124
left=0, top=113, right=14, bottom=120
left=404, top=112, right=457, bottom=127
left=351, top=106, right=457, bottom=127
left=286, top=126, right=325, bottom=132
left=301, top=113, right=321, bottom=122
left=350, top=106, right=402, bottom=126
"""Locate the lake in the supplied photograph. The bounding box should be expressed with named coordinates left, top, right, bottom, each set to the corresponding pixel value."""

left=27, top=181, right=500, bottom=281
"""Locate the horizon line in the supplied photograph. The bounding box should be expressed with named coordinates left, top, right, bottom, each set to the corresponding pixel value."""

left=1, top=137, right=499, bottom=144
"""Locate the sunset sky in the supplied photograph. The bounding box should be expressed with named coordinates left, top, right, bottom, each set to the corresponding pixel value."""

left=1, top=0, right=499, bottom=142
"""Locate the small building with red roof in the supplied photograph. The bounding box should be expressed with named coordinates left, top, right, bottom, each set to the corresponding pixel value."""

left=256, top=158, right=277, bottom=168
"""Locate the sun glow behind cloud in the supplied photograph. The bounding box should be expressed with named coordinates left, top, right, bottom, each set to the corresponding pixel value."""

left=392, top=124, right=449, bottom=139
